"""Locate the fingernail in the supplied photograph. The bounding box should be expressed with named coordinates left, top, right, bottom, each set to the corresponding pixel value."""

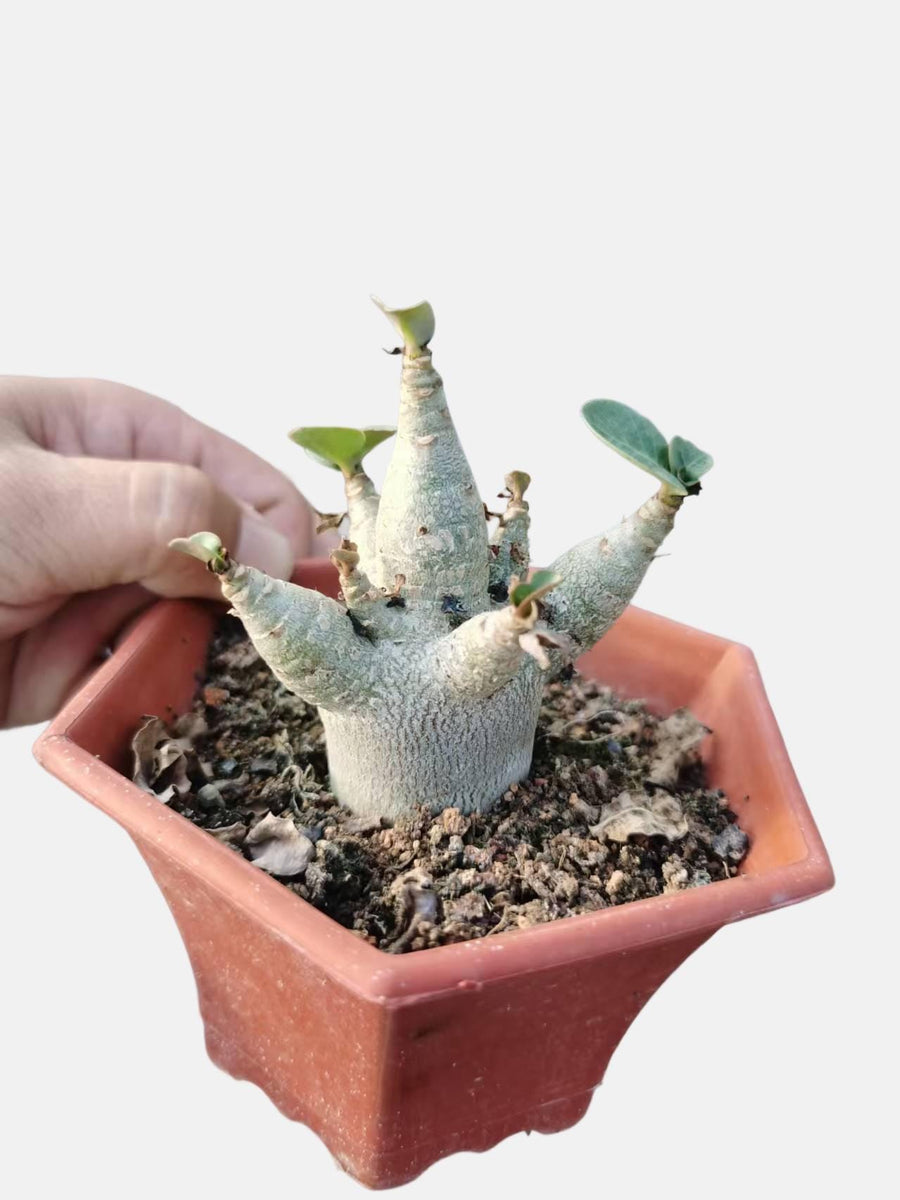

left=235, top=507, right=294, bottom=579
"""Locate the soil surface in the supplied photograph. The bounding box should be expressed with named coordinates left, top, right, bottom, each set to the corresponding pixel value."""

left=132, top=616, right=749, bottom=953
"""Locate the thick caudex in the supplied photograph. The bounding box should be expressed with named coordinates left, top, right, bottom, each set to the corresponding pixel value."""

left=171, top=302, right=712, bottom=817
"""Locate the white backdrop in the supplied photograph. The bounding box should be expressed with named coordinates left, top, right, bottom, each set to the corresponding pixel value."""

left=1, top=3, right=895, bottom=1197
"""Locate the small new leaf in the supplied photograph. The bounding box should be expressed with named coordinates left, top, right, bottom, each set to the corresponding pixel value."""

left=372, top=296, right=436, bottom=354
left=510, top=569, right=562, bottom=614
left=667, top=435, right=714, bottom=486
left=168, top=531, right=229, bottom=573
left=330, top=538, right=360, bottom=579
left=505, top=470, right=531, bottom=504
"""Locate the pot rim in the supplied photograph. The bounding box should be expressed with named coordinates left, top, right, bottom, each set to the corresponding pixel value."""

left=34, top=567, right=834, bottom=1007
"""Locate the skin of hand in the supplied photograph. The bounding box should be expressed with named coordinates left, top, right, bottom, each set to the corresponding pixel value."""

left=0, top=376, right=318, bottom=727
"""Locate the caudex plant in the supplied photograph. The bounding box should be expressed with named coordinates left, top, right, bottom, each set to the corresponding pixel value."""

left=171, top=300, right=712, bottom=821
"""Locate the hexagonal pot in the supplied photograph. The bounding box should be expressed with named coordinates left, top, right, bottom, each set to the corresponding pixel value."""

left=33, top=560, right=833, bottom=1189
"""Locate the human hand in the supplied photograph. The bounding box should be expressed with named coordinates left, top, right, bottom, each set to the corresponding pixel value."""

left=0, top=376, right=316, bottom=726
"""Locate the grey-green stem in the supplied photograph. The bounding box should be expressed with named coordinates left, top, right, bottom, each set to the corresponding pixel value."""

left=374, top=350, right=489, bottom=618
left=170, top=304, right=699, bottom=818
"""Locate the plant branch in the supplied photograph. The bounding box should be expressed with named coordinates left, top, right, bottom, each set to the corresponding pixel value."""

left=489, top=471, right=531, bottom=594
left=170, top=532, right=373, bottom=709
left=431, top=601, right=561, bottom=701
left=344, top=471, right=380, bottom=577
left=542, top=489, right=683, bottom=658
left=330, top=538, right=376, bottom=607
left=374, top=341, right=490, bottom=617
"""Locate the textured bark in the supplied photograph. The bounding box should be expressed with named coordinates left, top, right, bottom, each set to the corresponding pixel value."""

left=374, top=351, right=489, bottom=615
left=490, top=474, right=531, bottom=592
left=433, top=603, right=538, bottom=699
left=344, top=471, right=379, bottom=577
left=489, top=505, right=529, bottom=591
left=173, top=311, right=699, bottom=819
left=181, top=484, right=686, bottom=816
left=543, top=490, right=682, bottom=658
left=220, top=562, right=372, bottom=710
left=321, top=658, right=543, bottom=819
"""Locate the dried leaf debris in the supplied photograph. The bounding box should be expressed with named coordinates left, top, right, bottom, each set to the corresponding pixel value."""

left=131, top=618, right=749, bottom=953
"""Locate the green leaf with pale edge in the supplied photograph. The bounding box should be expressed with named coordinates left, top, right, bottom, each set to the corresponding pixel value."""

left=667, top=435, right=713, bottom=485
left=169, top=531, right=227, bottom=569
left=289, top=427, right=365, bottom=472
left=510, top=570, right=561, bottom=609
left=360, top=426, right=397, bottom=457
left=289, top=426, right=395, bottom=473
left=372, top=297, right=436, bottom=351
left=582, top=400, right=687, bottom=494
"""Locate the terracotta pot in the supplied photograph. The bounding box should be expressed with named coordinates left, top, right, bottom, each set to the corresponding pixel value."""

left=33, top=560, right=833, bottom=1189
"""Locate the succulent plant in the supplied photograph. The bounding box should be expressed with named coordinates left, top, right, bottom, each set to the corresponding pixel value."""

left=171, top=300, right=711, bottom=819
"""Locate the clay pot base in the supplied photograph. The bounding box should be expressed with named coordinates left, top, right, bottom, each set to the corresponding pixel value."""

left=34, top=561, right=833, bottom=1189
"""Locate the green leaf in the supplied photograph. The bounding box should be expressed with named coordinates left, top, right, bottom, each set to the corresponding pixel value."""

left=168, top=531, right=228, bottom=572
left=289, top=426, right=395, bottom=475
left=582, top=399, right=686, bottom=494
left=360, top=426, right=397, bottom=457
left=510, top=569, right=562, bottom=611
left=667, top=435, right=714, bottom=486
left=289, top=427, right=364, bottom=472
left=372, top=296, right=436, bottom=352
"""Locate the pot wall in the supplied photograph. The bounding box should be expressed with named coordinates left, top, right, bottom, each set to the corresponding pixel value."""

left=34, top=560, right=834, bottom=1188
left=137, top=834, right=712, bottom=1185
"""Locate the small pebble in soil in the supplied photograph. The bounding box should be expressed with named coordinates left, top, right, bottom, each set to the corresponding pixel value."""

left=131, top=616, right=750, bottom=954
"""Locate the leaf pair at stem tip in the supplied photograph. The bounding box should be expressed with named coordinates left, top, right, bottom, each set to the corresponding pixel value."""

left=582, top=399, right=713, bottom=496
left=290, top=426, right=396, bottom=477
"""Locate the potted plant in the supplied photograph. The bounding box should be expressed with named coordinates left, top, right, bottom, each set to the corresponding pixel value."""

left=34, top=299, right=833, bottom=1189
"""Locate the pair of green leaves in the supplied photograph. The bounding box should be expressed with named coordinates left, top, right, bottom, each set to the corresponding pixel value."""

left=290, top=426, right=396, bottom=476
left=582, top=399, right=713, bottom=495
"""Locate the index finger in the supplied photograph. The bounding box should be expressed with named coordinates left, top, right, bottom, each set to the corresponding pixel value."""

left=1, top=375, right=315, bottom=557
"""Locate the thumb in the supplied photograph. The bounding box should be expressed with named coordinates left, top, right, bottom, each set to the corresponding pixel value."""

left=35, top=453, right=295, bottom=599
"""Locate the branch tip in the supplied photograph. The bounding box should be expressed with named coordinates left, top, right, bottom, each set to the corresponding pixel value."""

left=372, top=296, right=436, bottom=355
left=169, top=532, right=230, bottom=574
left=505, top=470, right=531, bottom=504
left=330, top=539, right=360, bottom=578
left=509, top=569, right=562, bottom=618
